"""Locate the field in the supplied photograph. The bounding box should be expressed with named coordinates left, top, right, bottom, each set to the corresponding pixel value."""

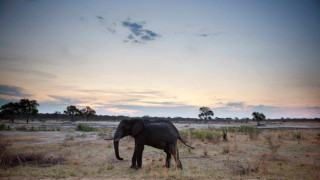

left=0, top=121, right=320, bottom=179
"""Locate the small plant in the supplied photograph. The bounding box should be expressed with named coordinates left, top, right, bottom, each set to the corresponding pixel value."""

left=190, top=130, right=222, bottom=143
left=15, top=126, right=28, bottom=131
left=65, top=134, right=74, bottom=140
left=0, top=124, right=11, bottom=131
left=293, top=132, right=301, bottom=140
left=222, top=130, right=228, bottom=141
left=107, top=164, right=114, bottom=170
left=75, top=133, right=87, bottom=138
left=222, top=145, right=230, bottom=154
left=264, top=135, right=280, bottom=156
left=76, top=124, right=97, bottom=132
left=203, top=147, right=209, bottom=157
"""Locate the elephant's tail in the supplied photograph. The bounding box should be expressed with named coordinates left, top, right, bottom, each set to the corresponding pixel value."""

left=178, top=137, right=195, bottom=149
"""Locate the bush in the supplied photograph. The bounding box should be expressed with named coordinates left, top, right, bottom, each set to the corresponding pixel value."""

left=180, top=129, right=222, bottom=143
left=15, top=126, right=28, bottom=131
left=264, top=135, right=280, bottom=155
left=0, top=124, right=11, bottom=131
left=76, top=124, right=97, bottom=132
left=220, top=126, right=261, bottom=140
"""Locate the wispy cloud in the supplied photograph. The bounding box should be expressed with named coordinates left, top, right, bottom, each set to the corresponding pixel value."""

left=196, top=32, right=221, bottom=37
left=213, top=102, right=320, bottom=118
left=106, top=107, right=138, bottom=115
left=122, top=19, right=160, bottom=43
left=96, top=15, right=117, bottom=34
left=48, top=95, right=84, bottom=105
left=226, top=102, right=245, bottom=108
left=0, top=84, right=30, bottom=98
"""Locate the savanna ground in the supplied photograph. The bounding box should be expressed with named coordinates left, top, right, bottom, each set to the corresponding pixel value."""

left=0, top=121, right=319, bottom=179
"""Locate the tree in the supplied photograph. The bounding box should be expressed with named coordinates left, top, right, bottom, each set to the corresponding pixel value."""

left=252, top=111, right=266, bottom=126
left=19, top=99, right=39, bottom=123
left=80, top=106, right=96, bottom=121
left=198, top=107, right=214, bottom=120
left=64, top=105, right=81, bottom=121
left=0, top=102, right=20, bottom=123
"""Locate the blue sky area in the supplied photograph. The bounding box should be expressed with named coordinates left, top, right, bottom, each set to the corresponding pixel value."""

left=0, top=0, right=319, bottom=118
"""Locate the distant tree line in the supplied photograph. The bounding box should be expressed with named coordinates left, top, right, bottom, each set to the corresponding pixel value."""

left=0, top=99, right=96, bottom=123
left=1, top=100, right=319, bottom=123
left=0, top=99, right=39, bottom=123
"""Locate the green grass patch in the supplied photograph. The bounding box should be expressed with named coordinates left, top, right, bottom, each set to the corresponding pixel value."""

left=180, top=129, right=222, bottom=142
left=15, top=126, right=28, bottom=131
left=220, top=126, right=261, bottom=140
left=220, top=126, right=261, bottom=134
left=0, top=123, right=12, bottom=131
left=76, top=124, right=97, bottom=132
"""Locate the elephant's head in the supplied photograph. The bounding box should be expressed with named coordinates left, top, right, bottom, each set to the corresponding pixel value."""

left=114, top=119, right=144, bottom=160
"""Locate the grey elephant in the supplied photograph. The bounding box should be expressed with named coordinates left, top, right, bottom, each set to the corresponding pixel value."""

left=113, top=119, right=194, bottom=169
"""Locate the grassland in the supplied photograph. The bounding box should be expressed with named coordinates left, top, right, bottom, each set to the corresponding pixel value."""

left=0, top=123, right=319, bottom=179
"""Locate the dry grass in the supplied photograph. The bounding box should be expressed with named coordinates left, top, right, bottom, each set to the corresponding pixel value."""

left=0, top=127, right=319, bottom=179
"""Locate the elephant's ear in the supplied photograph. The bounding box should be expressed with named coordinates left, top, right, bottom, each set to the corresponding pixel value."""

left=132, top=120, right=144, bottom=137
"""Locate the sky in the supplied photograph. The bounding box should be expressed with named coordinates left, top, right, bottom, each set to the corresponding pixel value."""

left=0, top=0, right=319, bottom=118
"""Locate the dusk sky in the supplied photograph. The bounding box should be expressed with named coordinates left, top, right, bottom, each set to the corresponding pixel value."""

left=0, top=0, right=319, bottom=118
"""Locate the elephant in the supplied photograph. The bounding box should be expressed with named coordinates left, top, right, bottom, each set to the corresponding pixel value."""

left=113, top=119, right=194, bottom=169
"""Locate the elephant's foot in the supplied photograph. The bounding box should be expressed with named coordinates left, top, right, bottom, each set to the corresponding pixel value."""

left=130, top=164, right=141, bottom=170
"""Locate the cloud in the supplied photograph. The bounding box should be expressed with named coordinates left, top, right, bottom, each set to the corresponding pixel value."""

left=48, top=95, right=84, bottom=105
left=226, top=102, right=245, bottom=108
left=96, top=15, right=116, bottom=34
left=212, top=102, right=320, bottom=119
left=0, top=84, right=30, bottom=97
left=108, top=105, right=198, bottom=117
left=198, top=33, right=209, bottom=37
left=106, top=107, right=138, bottom=115
left=122, top=19, right=160, bottom=43
left=196, top=32, right=221, bottom=37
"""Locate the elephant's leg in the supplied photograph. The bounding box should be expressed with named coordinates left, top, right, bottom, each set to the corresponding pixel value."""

left=134, top=138, right=144, bottom=169
left=172, top=144, right=182, bottom=169
left=165, top=151, right=171, bottom=168
left=130, top=150, right=137, bottom=169
left=136, top=145, right=144, bottom=168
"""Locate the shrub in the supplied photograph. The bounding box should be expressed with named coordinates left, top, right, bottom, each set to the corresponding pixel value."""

left=293, top=132, right=301, bottom=140
left=15, top=126, right=28, bottom=131
left=264, top=135, right=280, bottom=155
left=221, top=126, right=261, bottom=140
left=180, top=129, right=222, bottom=143
left=65, top=135, right=74, bottom=141
left=222, top=145, right=230, bottom=154
left=76, top=124, right=97, bottom=132
left=222, top=130, right=228, bottom=141
left=0, top=124, right=11, bottom=131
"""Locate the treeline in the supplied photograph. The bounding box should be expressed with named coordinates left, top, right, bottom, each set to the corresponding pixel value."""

left=1, top=99, right=319, bottom=123
left=0, top=99, right=97, bottom=123
left=4, top=113, right=319, bottom=123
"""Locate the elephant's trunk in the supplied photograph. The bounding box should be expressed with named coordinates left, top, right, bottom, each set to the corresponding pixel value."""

left=113, top=129, right=123, bottom=160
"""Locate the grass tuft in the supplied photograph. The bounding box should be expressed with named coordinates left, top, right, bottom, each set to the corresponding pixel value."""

left=76, top=124, right=97, bottom=132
